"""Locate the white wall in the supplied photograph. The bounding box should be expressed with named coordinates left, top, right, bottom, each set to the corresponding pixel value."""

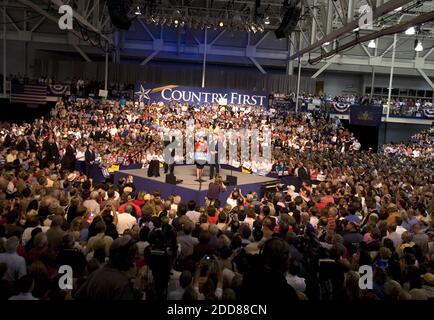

left=316, top=72, right=364, bottom=96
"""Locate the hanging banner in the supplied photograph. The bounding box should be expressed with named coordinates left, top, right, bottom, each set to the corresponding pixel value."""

left=135, top=83, right=269, bottom=107
left=333, top=102, right=351, bottom=113
left=350, top=104, right=383, bottom=126
left=48, top=84, right=70, bottom=96
left=423, top=107, right=434, bottom=118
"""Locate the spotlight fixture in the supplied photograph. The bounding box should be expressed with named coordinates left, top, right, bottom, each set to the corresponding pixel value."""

left=135, top=6, right=141, bottom=15
left=174, top=19, right=179, bottom=25
left=415, top=39, right=423, bottom=52
left=264, top=16, right=270, bottom=25
left=219, top=21, right=224, bottom=27
left=368, top=39, right=376, bottom=48
left=405, top=26, right=416, bottom=35
left=323, top=41, right=330, bottom=46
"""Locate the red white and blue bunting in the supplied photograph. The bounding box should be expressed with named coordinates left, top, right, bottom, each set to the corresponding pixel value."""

left=423, top=107, right=434, bottom=118
left=49, top=84, right=69, bottom=96
left=332, top=102, right=351, bottom=113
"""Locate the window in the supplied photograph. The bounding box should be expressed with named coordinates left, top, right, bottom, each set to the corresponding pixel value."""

left=374, top=87, right=383, bottom=94
left=417, top=90, right=425, bottom=97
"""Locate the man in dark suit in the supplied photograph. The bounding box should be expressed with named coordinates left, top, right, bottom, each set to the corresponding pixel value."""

left=85, top=144, right=96, bottom=177
left=62, top=140, right=76, bottom=171
left=297, top=162, right=310, bottom=182
left=49, top=138, right=60, bottom=164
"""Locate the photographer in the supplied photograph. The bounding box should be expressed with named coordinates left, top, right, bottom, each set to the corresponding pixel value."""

left=206, top=175, right=226, bottom=207
left=193, top=255, right=223, bottom=300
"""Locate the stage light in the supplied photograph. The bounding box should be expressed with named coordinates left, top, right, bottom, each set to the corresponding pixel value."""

left=264, top=16, right=270, bottom=25
left=415, top=40, right=423, bottom=52
left=135, top=6, right=141, bottom=15
left=174, top=19, right=179, bottom=25
left=405, top=26, right=416, bottom=35
left=368, top=39, right=376, bottom=48
left=323, top=41, right=330, bottom=46
left=219, top=21, right=224, bottom=27
left=394, top=7, right=402, bottom=12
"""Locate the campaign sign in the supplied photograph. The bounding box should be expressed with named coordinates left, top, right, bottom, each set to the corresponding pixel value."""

left=135, top=83, right=269, bottom=107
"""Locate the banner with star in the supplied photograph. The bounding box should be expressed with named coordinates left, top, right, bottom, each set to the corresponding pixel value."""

left=135, top=83, right=269, bottom=107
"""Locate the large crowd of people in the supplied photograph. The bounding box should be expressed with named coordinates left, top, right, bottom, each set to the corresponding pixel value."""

left=0, top=93, right=433, bottom=301
left=382, top=126, right=434, bottom=158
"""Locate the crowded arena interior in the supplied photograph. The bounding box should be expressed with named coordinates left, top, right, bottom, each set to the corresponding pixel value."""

left=0, top=0, right=433, bottom=304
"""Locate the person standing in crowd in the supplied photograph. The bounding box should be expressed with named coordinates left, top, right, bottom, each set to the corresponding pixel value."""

left=206, top=175, right=226, bottom=206
left=85, top=144, right=96, bottom=177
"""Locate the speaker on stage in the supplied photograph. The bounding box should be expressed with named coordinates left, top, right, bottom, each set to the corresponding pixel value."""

left=225, top=175, right=238, bottom=186
left=147, top=160, right=160, bottom=177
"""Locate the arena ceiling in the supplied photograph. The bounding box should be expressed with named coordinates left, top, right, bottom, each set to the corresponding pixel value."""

left=2, top=0, right=434, bottom=80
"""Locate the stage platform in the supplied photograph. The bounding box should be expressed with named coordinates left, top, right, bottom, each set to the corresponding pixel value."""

left=114, top=165, right=279, bottom=206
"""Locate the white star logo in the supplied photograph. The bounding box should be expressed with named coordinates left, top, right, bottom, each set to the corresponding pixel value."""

left=134, top=85, right=151, bottom=102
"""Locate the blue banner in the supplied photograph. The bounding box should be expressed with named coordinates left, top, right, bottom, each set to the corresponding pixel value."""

left=135, top=83, right=269, bottom=107
left=350, top=104, right=383, bottom=126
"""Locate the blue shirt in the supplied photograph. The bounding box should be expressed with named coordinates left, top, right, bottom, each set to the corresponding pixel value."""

left=345, top=214, right=361, bottom=224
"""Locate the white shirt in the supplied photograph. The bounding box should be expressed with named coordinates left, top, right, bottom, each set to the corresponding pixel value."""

left=116, top=213, right=137, bottom=235
left=384, top=231, right=402, bottom=249
left=22, top=226, right=49, bottom=245
left=76, top=150, right=85, bottom=161
left=186, top=210, right=201, bottom=224
left=310, top=216, right=319, bottom=229
left=286, top=274, right=306, bottom=293
left=226, top=197, right=238, bottom=209
left=396, top=225, right=407, bottom=237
